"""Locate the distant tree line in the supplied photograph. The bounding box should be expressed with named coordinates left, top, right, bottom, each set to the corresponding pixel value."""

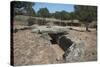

left=74, top=5, right=97, bottom=31
left=12, top=1, right=35, bottom=16
left=12, top=1, right=97, bottom=31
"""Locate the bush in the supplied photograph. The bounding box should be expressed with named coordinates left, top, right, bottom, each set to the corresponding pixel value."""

left=13, top=28, right=18, bottom=33
left=27, top=18, right=34, bottom=26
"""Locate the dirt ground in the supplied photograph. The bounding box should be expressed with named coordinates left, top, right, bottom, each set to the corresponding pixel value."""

left=68, top=27, right=97, bottom=61
left=13, top=25, right=97, bottom=66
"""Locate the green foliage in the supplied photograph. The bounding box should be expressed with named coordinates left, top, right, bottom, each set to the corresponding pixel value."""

left=53, top=11, right=59, bottom=19
left=60, top=11, right=71, bottom=20
left=53, top=11, right=71, bottom=20
left=70, top=12, right=75, bottom=20
left=37, top=8, right=50, bottom=18
left=27, top=18, right=34, bottom=26
left=74, top=5, right=97, bottom=31
left=13, top=28, right=18, bottom=33
left=74, top=5, right=97, bottom=22
left=12, top=1, right=35, bottom=16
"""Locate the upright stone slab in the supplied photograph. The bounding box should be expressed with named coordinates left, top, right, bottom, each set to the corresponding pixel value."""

left=63, top=39, right=86, bottom=62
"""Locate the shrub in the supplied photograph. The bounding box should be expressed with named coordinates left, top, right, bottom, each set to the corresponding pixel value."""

left=27, top=18, right=34, bottom=26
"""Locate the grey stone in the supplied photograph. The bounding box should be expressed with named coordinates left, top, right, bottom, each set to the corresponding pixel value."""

left=32, top=26, right=69, bottom=34
left=64, top=39, right=86, bottom=62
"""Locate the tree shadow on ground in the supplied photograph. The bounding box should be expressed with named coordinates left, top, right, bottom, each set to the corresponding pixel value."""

left=70, top=28, right=91, bottom=32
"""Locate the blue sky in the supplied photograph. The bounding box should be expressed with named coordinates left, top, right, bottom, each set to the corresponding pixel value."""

left=33, top=2, right=75, bottom=13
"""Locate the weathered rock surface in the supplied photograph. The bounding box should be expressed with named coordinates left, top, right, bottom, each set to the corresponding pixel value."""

left=63, top=39, right=86, bottom=62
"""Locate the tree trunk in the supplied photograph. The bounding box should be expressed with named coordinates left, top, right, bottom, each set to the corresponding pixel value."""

left=85, top=23, right=89, bottom=31
left=69, top=20, right=73, bottom=29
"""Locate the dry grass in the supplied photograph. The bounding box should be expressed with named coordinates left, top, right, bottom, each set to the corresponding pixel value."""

left=13, top=25, right=97, bottom=66
left=68, top=27, right=97, bottom=61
